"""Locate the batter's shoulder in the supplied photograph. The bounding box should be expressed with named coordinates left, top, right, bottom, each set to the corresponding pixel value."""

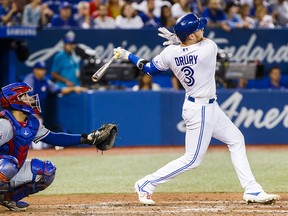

left=203, top=38, right=216, bottom=45
left=162, top=44, right=179, bottom=54
left=165, top=44, right=177, bottom=50
left=159, top=45, right=179, bottom=61
left=202, top=38, right=218, bottom=50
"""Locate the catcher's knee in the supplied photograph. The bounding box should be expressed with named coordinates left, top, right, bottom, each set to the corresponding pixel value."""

left=0, top=155, right=19, bottom=188
left=1, top=159, right=56, bottom=201
left=31, top=158, right=56, bottom=187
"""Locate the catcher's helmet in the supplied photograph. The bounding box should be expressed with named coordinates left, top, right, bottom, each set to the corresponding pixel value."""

left=0, top=82, right=41, bottom=115
left=173, top=13, right=207, bottom=42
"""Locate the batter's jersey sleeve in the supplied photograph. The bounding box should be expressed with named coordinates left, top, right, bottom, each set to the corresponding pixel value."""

left=152, top=45, right=176, bottom=71
left=0, top=119, right=13, bottom=146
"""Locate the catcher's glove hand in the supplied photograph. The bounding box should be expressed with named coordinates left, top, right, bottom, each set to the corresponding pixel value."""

left=80, top=124, right=118, bottom=151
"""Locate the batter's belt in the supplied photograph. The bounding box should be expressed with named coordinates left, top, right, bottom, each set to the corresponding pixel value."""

left=188, top=96, right=215, bottom=104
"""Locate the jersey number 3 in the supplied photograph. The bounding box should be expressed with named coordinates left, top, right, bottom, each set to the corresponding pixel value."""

left=182, top=66, right=195, bottom=86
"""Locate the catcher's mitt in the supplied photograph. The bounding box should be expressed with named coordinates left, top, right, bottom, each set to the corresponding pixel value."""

left=84, top=124, right=118, bottom=151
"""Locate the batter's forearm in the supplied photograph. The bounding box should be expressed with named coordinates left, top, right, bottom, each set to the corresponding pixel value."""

left=128, top=53, right=162, bottom=75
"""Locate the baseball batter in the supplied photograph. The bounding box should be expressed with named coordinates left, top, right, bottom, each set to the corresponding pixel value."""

left=0, top=82, right=117, bottom=211
left=114, top=13, right=280, bottom=205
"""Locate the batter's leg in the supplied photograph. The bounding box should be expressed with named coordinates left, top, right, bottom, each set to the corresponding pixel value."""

left=212, top=105, right=262, bottom=193
left=212, top=106, right=280, bottom=203
left=135, top=104, right=216, bottom=204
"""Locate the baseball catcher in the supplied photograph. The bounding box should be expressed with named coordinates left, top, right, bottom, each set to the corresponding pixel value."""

left=0, top=82, right=117, bottom=211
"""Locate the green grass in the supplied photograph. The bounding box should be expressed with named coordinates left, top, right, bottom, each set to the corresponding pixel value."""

left=35, top=150, right=288, bottom=195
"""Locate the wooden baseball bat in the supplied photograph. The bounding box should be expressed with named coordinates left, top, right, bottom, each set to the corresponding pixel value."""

left=91, top=52, right=120, bottom=82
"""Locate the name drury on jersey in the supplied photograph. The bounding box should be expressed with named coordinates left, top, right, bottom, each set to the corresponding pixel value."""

left=174, top=55, right=198, bottom=66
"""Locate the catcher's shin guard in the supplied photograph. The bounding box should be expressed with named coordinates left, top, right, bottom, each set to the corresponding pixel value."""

left=0, top=155, right=19, bottom=190
left=2, top=158, right=56, bottom=202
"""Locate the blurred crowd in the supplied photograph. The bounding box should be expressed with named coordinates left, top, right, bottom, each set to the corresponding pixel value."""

left=1, top=0, right=288, bottom=93
left=0, top=0, right=287, bottom=29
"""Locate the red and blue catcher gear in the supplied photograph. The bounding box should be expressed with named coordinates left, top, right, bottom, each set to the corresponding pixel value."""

left=173, top=13, right=207, bottom=42
left=30, top=159, right=56, bottom=187
left=0, top=155, right=19, bottom=189
left=1, top=158, right=56, bottom=202
left=0, top=110, right=40, bottom=167
left=0, top=82, right=41, bottom=115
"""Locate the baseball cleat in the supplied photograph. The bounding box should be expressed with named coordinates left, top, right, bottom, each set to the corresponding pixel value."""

left=134, top=182, right=155, bottom=205
left=243, top=191, right=280, bottom=204
left=0, top=199, right=29, bottom=211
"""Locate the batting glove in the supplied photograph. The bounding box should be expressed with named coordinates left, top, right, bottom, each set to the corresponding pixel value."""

left=158, top=27, right=181, bottom=46
left=113, top=47, right=131, bottom=61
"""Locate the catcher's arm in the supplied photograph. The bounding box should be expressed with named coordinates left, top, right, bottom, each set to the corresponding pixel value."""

left=80, top=124, right=118, bottom=151
left=37, top=123, right=117, bottom=151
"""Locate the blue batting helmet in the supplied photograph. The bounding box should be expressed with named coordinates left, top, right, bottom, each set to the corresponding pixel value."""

left=173, top=13, right=207, bottom=42
left=0, top=82, right=41, bottom=115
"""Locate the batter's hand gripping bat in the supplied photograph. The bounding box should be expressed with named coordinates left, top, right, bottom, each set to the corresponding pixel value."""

left=91, top=52, right=120, bottom=82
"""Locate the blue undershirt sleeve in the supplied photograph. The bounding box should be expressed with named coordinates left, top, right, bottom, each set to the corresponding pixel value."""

left=128, top=53, right=163, bottom=75
left=42, top=131, right=82, bottom=147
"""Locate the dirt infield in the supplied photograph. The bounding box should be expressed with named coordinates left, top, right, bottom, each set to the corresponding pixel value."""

left=0, top=146, right=287, bottom=215
left=1, top=193, right=287, bottom=216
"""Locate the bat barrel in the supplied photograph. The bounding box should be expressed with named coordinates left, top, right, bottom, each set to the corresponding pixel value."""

left=91, top=53, right=119, bottom=83
left=91, top=75, right=98, bottom=82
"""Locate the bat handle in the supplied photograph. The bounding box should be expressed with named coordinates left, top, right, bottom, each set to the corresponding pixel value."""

left=113, top=52, right=120, bottom=59
left=91, top=52, right=120, bottom=82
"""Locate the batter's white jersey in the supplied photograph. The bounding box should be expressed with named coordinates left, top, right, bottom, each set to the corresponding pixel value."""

left=153, top=38, right=217, bottom=99
left=135, top=38, right=264, bottom=197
